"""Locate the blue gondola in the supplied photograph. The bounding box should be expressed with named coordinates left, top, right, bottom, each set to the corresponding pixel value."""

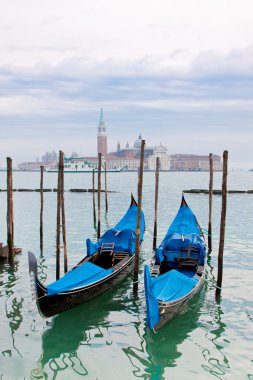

left=145, top=195, right=206, bottom=332
left=29, top=195, right=145, bottom=317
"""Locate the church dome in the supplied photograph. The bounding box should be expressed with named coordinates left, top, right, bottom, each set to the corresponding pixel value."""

left=134, top=134, right=142, bottom=149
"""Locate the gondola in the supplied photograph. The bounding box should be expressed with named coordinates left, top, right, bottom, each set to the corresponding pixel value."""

left=29, top=195, right=145, bottom=318
left=144, top=194, right=206, bottom=332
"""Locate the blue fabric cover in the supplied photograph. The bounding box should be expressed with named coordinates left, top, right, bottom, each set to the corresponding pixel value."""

left=152, top=269, right=197, bottom=301
left=155, top=248, right=163, bottom=265
left=165, top=205, right=201, bottom=236
left=47, top=201, right=144, bottom=297
left=47, top=262, right=113, bottom=296
left=86, top=204, right=145, bottom=256
left=155, top=203, right=206, bottom=265
left=144, top=265, right=160, bottom=330
left=145, top=266, right=198, bottom=329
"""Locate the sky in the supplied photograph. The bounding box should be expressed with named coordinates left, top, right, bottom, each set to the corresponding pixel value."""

left=0, top=0, right=253, bottom=168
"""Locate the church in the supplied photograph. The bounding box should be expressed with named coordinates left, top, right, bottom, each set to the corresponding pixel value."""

left=96, top=109, right=222, bottom=171
left=97, top=109, right=170, bottom=171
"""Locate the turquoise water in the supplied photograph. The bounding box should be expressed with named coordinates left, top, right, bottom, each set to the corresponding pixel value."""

left=0, top=171, right=252, bottom=379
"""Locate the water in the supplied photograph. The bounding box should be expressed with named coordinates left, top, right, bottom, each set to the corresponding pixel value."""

left=0, top=171, right=252, bottom=380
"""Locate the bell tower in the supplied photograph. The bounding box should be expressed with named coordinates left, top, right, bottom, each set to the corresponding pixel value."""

left=97, top=108, right=107, bottom=156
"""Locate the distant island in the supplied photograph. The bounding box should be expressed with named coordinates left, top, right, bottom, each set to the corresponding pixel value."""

left=15, top=110, right=222, bottom=173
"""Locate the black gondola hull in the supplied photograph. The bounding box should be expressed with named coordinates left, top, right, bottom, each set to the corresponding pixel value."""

left=29, top=251, right=135, bottom=318
left=28, top=194, right=144, bottom=318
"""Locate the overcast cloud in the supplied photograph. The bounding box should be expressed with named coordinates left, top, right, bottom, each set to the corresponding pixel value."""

left=0, top=0, right=253, bottom=168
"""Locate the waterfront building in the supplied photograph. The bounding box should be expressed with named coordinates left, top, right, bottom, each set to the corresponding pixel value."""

left=106, top=134, right=149, bottom=170
left=42, top=151, right=58, bottom=164
left=97, top=108, right=107, bottom=156
left=198, top=156, right=223, bottom=171
left=170, top=154, right=222, bottom=171
left=105, top=157, right=140, bottom=171
left=105, top=133, right=168, bottom=170
left=108, top=134, right=143, bottom=160
left=148, top=144, right=170, bottom=170
left=18, top=161, right=45, bottom=171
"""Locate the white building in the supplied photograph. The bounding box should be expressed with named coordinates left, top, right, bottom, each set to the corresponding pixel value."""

left=147, top=144, right=170, bottom=170
left=18, top=161, right=45, bottom=171
left=106, top=157, right=139, bottom=171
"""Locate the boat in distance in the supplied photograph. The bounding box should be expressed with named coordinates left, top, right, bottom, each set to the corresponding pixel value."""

left=29, top=195, right=145, bottom=318
left=47, top=156, right=127, bottom=173
left=144, top=194, right=206, bottom=332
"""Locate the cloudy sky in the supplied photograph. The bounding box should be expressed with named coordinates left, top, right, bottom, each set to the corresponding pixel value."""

left=0, top=0, right=252, bottom=168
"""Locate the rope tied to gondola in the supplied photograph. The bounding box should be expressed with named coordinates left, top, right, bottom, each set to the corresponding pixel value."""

left=201, top=228, right=212, bottom=237
left=145, top=225, right=157, bottom=239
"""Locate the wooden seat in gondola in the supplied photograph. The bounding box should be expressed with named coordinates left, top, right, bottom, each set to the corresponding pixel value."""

left=113, top=252, right=128, bottom=260
left=97, top=243, right=115, bottom=269
left=176, top=246, right=200, bottom=269
left=113, top=251, right=129, bottom=265
left=100, top=242, right=115, bottom=256
left=150, top=264, right=160, bottom=277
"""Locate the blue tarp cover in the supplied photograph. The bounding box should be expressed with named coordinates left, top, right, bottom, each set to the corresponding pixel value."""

left=47, top=262, right=113, bottom=296
left=144, top=265, right=160, bottom=330
left=47, top=201, right=145, bottom=297
left=155, top=203, right=206, bottom=265
left=165, top=204, right=201, bottom=237
left=152, top=269, right=197, bottom=301
left=145, top=266, right=198, bottom=329
left=86, top=204, right=145, bottom=256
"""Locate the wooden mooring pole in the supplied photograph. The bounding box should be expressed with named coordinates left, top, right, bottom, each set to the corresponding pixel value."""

left=133, top=140, right=145, bottom=293
left=61, top=152, right=68, bottom=273
left=153, top=157, right=160, bottom=250
left=7, top=157, right=14, bottom=263
left=97, top=153, right=102, bottom=239
left=208, top=153, right=213, bottom=253
left=104, top=161, right=108, bottom=213
left=56, top=151, right=62, bottom=280
left=92, top=169, right=96, bottom=225
left=216, top=150, right=228, bottom=299
left=40, top=165, right=44, bottom=252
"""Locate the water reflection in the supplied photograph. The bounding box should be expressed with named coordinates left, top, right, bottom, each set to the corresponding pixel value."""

left=123, top=258, right=231, bottom=379
left=123, top=292, right=203, bottom=379
left=201, top=301, right=229, bottom=379
left=0, top=260, right=24, bottom=358
left=200, top=258, right=230, bottom=379
left=37, top=256, right=48, bottom=284
left=34, top=282, right=129, bottom=379
left=104, top=211, right=111, bottom=230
